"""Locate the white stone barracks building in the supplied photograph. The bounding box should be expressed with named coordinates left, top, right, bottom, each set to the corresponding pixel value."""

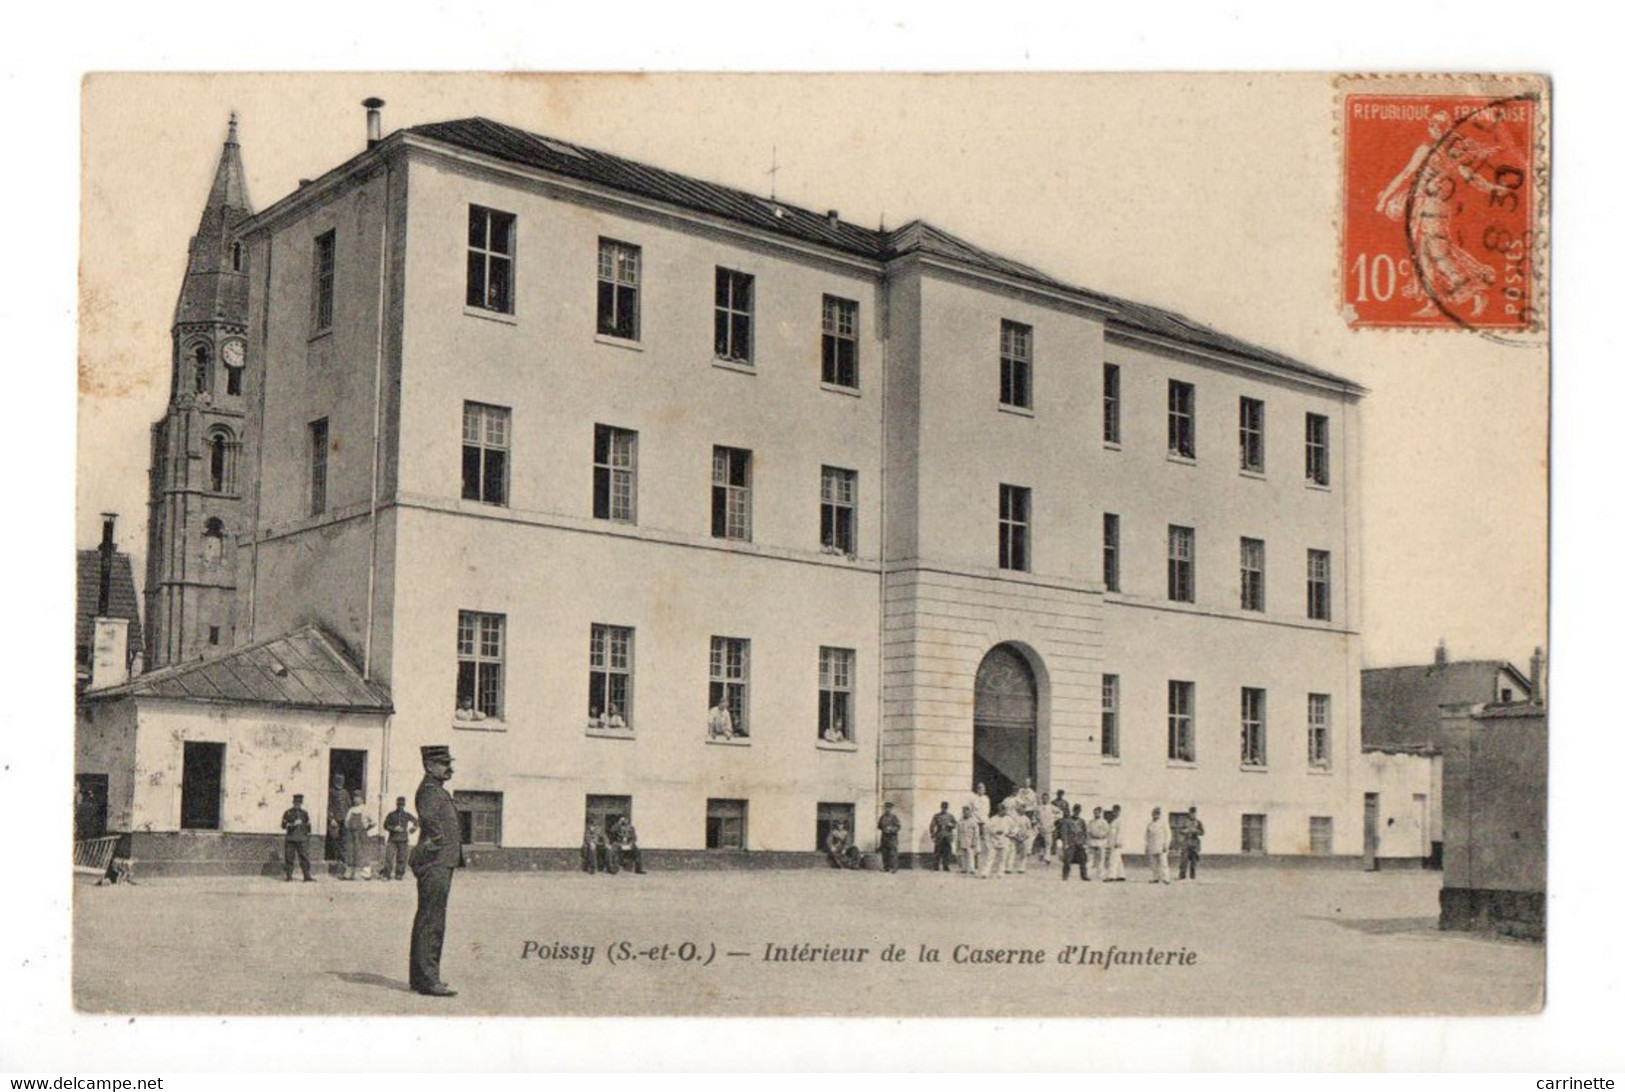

left=85, top=102, right=1368, bottom=872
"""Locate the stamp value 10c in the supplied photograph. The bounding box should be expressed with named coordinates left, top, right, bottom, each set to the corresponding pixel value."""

left=1343, top=92, right=1538, bottom=330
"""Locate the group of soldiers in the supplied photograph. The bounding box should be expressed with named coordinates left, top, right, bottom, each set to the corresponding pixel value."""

left=580, top=816, right=647, bottom=875
left=827, top=780, right=1208, bottom=882
left=277, top=778, right=421, bottom=882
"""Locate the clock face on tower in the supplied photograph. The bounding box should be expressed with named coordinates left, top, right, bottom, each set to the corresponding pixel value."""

left=221, top=339, right=245, bottom=369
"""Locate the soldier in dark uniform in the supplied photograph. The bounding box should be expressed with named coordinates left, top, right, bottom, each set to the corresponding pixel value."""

left=409, top=744, right=464, bottom=997
left=281, top=793, right=314, bottom=882
left=326, top=773, right=349, bottom=862
left=877, top=801, right=902, bottom=873
left=382, top=796, right=417, bottom=881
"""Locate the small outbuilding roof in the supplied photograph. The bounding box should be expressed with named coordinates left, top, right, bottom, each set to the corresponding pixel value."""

left=76, top=549, right=144, bottom=661
left=83, top=625, right=391, bottom=713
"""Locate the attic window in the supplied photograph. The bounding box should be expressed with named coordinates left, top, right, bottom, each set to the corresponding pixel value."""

left=538, top=138, right=586, bottom=160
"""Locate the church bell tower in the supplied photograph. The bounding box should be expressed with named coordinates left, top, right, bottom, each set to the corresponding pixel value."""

left=144, top=114, right=253, bottom=668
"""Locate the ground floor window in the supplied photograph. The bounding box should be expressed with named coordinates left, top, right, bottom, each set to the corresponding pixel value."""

left=1309, top=816, right=1334, bottom=856
left=455, top=791, right=503, bottom=846
left=586, top=794, right=632, bottom=835
left=180, top=740, right=225, bottom=831
left=706, top=798, right=747, bottom=850
left=1241, top=812, right=1267, bottom=855
left=815, top=802, right=855, bottom=853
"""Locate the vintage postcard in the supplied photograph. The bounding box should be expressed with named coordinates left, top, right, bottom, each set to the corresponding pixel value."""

left=70, top=72, right=1550, bottom=1023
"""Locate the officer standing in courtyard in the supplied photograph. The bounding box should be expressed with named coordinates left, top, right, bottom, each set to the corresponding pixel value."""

left=409, top=744, right=464, bottom=997
left=382, top=796, right=418, bottom=880
left=280, top=793, right=314, bottom=882
left=877, top=801, right=902, bottom=873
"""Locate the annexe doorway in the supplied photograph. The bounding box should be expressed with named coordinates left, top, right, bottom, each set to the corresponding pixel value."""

left=973, top=644, right=1039, bottom=811
left=180, top=741, right=226, bottom=831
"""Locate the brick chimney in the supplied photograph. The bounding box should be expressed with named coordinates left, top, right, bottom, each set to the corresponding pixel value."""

left=1434, top=638, right=1448, bottom=666
left=88, top=514, right=130, bottom=691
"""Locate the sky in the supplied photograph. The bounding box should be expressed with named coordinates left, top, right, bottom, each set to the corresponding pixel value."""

left=77, top=72, right=1548, bottom=668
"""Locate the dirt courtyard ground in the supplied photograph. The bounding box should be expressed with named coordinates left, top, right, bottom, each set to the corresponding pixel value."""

left=73, top=863, right=1542, bottom=1017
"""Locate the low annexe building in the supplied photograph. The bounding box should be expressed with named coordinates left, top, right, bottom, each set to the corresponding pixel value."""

left=224, top=105, right=1366, bottom=869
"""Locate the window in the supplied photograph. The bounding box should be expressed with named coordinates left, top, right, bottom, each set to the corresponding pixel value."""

left=596, top=238, right=640, bottom=339
left=1101, top=674, right=1120, bottom=759
left=999, top=320, right=1033, bottom=409
left=462, top=402, right=510, bottom=506
left=225, top=363, right=242, bottom=397
left=1239, top=396, right=1265, bottom=472
left=1306, top=413, right=1330, bottom=486
left=203, top=518, right=225, bottom=565
left=714, top=268, right=754, bottom=363
left=1241, top=813, right=1267, bottom=855
left=588, top=624, right=634, bottom=731
left=1168, top=680, right=1195, bottom=762
left=1240, top=537, right=1266, bottom=612
left=231, top=240, right=243, bottom=273
left=456, top=610, right=505, bottom=720
left=820, top=466, right=857, bottom=555
left=191, top=343, right=212, bottom=395
left=1308, top=693, right=1332, bottom=768
left=818, top=647, right=855, bottom=743
left=711, top=446, right=752, bottom=541
left=1241, top=687, right=1267, bottom=767
left=1167, top=525, right=1195, bottom=603
left=816, top=802, right=856, bottom=853
left=585, top=795, right=632, bottom=837
left=208, top=625, right=221, bottom=646
left=466, top=206, right=515, bottom=314
left=1103, top=363, right=1121, bottom=443
left=1103, top=513, right=1121, bottom=592
left=593, top=425, right=637, bottom=523
left=822, top=295, right=859, bottom=388
left=312, top=230, right=335, bottom=333
left=1309, top=816, right=1334, bottom=855
left=308, top=418, right=328, bottom=516
left=706, top=798, right=747, bottom=850
left=1307, top=549, right=1332, bottom=621
left=208, top=429, right=236, bottom=493
left=708, top=636, right=750, bottom=739
left=1168, top=380, right=1196, bottom=458
left=454, top=791, right=502, bottom=846
left=999, top=485, right=1031, bottom=572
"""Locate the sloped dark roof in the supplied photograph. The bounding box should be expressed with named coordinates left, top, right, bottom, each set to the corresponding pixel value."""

left=408, top=117, right=885, bottom=258
left=1362, top=661, right=1532, bottom=750
left=400, top=117, right=1356, bottom=391
left=76, top=549, right=143, bottom=660
left=85, top=625, right=391, bottom=713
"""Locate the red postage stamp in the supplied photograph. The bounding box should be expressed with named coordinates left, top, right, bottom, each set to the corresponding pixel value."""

left=1343, top=92, right=1538, bottom=330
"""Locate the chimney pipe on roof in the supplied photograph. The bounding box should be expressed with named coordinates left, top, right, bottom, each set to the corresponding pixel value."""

left=1530, top=646, right=1545, bottom=704
left=1434, top=638, right=1448, bottom=667
left=827, top=209, right=840, bottom=228
left=363, top=97, right=386, bottom=148
left=97, top=513, right=116, bottom=618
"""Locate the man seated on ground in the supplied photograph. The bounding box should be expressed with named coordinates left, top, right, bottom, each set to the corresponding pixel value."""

left=612, top=816, right=646, bottom=874
left=826, top=818, right=861, bottom=868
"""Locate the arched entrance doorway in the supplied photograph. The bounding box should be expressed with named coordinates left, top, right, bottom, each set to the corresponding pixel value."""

left=973, top=644, right=1038, bottom=810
